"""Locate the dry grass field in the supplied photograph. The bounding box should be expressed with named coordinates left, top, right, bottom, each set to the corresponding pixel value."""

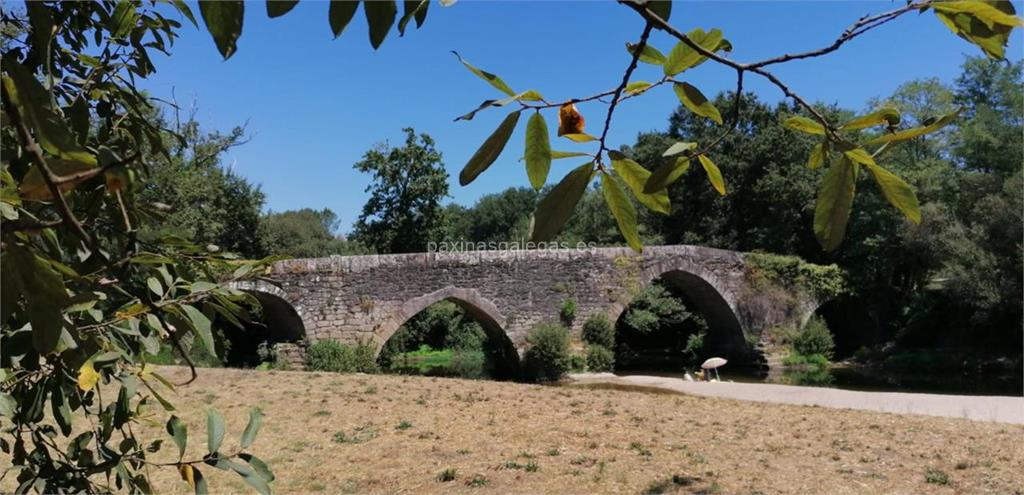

left=139, top=367, right=1023, bottom=494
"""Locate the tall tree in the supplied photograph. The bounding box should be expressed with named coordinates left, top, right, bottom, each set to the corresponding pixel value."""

left=261, top=208, right=366, bottom=258
left=352, top=128, right=448, bottom=253
left=138, top=116, right=266, bottom=258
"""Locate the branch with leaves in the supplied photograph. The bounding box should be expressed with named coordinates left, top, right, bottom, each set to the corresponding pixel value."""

left=451, top=0, right=1021, bottom=252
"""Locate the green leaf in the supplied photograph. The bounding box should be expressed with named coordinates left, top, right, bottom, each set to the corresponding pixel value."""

left=2, top=62, right=96, bottom=167
left=664, top=28, right=724, bottom=76
left=842, top=147, right=876, bottom=167
left=8, top=245, right=68, bottom=354
left=1, top=250, right=23, bottom=324
left=645, top=157, right=689, bottom=193
left=807, top=141, right=828, bottom=170
left=172, top=0, right=198, bottom=26
left=214, top=458, right=271, bottom=495
left=166, top=415, right=188, bottom=461
left=933, top=1, right=1018, bottom=59
left=661, top=141, right=697, bottom=157
left=182, top=305, right=216, bottom=358
left=933, top=1, right=1023, bottom=28
left=0, top=393, right=15, bottom=417
left=866, top=109, right=961, bottom=145
left=25, top=1, right=54, bottom=61
left=266, top=0, right=299, bottom=18
left=864, top=162, right=921, bottom=224
left=413, top=0, right=429, bottom=27
left=364, top=0, right=397, bottom=49
left=113, top=384, right=131, bottom=428
left=531, top=162, right=594, bottom=242
left=783, top=115, right=826, bottom=135
left=182, top=465, right=209, bottom=495
left=673, top=82, right=722, bottom=125
left=626, top=43, right=666, bottom=65
left=399, top=0, right=429, bottom=35
left=814, top=156, right=858, bottom=251
left=130, top=253, right=175, bottom=264
left=329, top=1, right=360, bottom=38
left=147, top=277, right=163, bottom=297
left=525, top=112, right=552, bottom=191
left=459, top=111, right=520, bottom=186
left=451, top=51, right=516, bottom=97
left=840, top=107, right=901, bottom=131
left=697, top=154, right=726, bottom=195
left=198, top=1, right=244, bottom=60
left=240, top=407, right=263, bottom=449
left=239, top=453, right=275, bottom=482
left=50, top=382, right=72, bottom=436
left=144, top=382, right=176, bottom=412
left=624, top=81, right=652, bottom=95
left=647, top=0, right=672, bottom=21
left=551, top=151, right=590, bottom=160
left=610, top=152, right=670, bottom=214
left=601, top=172, right=642, bottom=252
left=561, top=133, right=598, bottom=143
left=207, top=409, right=225, bottom=454
left=110, top=1, right=138, bottom=38
left=455, top=90, right=542, bottom=121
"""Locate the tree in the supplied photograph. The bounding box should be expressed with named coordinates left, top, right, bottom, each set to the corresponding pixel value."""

left=260, top=208, right=366, bottom=258
left=138, top=115, right=266, bottom=258
left=351, top=128, right=448, bottom=254
left=442, top=187, right=538, bottom=243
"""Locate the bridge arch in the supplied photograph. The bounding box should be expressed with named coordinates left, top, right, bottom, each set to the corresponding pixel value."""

left=224, top=280, right=307, bottom=366
left=608, top=261, right=751, bottom=363
left=374, top=286, right=520, bottom=375
left=801, top=295, right=880, bottom=359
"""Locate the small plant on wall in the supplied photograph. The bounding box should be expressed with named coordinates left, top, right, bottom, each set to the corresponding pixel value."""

left=560, top=299, right=577, bottom=327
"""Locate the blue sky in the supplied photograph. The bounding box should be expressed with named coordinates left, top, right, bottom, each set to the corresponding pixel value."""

left=139, top=1, right=1023, bottom=233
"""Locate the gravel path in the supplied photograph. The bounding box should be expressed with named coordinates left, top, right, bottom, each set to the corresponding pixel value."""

left=569, top=373, right=1024, bottom=424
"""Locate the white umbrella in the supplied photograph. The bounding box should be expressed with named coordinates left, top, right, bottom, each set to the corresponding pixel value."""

left=700, top=357, right=728, bottom=381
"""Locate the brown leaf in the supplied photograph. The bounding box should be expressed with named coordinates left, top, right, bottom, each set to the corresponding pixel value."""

left=557, top=103, right=585, bottom=136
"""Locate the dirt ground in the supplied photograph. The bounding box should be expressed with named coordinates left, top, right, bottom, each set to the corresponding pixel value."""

left=139, top=366, right=1023, bottom=494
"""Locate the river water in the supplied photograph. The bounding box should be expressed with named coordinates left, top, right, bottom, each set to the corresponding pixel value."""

left=616, top=366, right=1024, bottom=397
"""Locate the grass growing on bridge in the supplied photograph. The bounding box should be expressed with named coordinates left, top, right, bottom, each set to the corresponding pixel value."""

left=135, top=367, right=1022, bottom=494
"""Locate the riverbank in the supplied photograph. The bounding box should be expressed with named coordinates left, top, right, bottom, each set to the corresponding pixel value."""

left=130, top=367, right=1023, bottom=494
left=568, top=373, right=1024, bottom=424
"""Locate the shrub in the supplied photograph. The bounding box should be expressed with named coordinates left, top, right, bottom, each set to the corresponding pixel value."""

left=307, top=339, right=380, bottom=373
left=560, top=299, right=577, bottom=327
left=585, top=345, right=615, bottom=372
left=581, top=313, right=615, bottom=349
left=682, top=330, right=706, bottom=365
left=437, top=468, right=457, bottom=482
left=782, top=352, right=830, bottom=367
left=792, top=316, right=835, bottom=359
left=523, top=323, right=571, bottom=382
left=568, top=353, right=586, bottom=372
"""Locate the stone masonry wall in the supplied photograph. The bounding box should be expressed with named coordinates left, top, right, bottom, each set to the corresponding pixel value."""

left=249, top=245, right=822, bottom=365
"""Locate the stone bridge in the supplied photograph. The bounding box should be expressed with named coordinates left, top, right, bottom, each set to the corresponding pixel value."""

left=234, top=245, right=832, bottom=370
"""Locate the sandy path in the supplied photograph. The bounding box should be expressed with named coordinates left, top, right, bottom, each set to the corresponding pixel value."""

left=569, top=373, right=1024, bottom=424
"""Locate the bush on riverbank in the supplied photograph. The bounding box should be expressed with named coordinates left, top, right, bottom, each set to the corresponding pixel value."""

left=582, top=313, right=615, bottom=349
left=585, top=345, right=615, bottom=372
left=792, top=316, right=835, bottom=359
left=523, top=323, right=571, bottom=382
left=307, top=339, right=379, bottom=373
